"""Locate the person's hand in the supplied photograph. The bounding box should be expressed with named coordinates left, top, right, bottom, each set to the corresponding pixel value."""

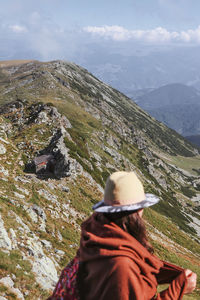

left=184, top=269, right=197, bottom=294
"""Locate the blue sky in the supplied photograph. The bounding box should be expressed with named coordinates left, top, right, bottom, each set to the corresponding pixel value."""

left=2, top=0, right=200, bottom=29
left=1, top=0, right=200, bottom=61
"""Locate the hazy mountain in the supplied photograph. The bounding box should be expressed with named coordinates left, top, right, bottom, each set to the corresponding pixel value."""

left=186, top=135, right=200, bottom=147
left=76, top=45, right=200, bottom=95
left=0, top=60, right=199, bottom=298
left=134, top=83, right=200, bottom=136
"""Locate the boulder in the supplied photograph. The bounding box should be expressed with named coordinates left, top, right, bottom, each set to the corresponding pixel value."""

left=25, top=237, right=58, bottom=290
left=0, top=143, right=6, bottom=154
left=9, top=228, right=18, bottom=249
left=32, top=204, right=47, bottom=221
left=0, top=214, right=12, bottom=250
left=0, top=276, right=24, bottom=300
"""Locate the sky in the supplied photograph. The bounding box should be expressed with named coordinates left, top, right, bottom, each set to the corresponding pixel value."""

left=1, top=0, right=200, bottom=61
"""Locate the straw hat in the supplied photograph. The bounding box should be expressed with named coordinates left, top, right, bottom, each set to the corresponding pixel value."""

left=93, top=171, right=160, bottom=213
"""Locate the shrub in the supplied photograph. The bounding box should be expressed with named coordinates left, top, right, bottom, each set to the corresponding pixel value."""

left=180, top=186, right=196, bottom=198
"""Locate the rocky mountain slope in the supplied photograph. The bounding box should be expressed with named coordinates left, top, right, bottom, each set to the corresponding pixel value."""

left=0, top=60, right=200, bottom=299
left=134, top=83, right=200, bottom=137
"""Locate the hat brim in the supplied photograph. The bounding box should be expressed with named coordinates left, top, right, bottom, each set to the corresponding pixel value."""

left=92, top=193, right=160, bottom=213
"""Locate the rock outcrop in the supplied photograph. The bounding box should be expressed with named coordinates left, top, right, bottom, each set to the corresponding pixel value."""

left=0, top=214, right=12, bottom=250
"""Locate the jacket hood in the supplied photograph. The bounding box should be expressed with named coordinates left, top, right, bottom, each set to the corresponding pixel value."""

left=79, top=213, right=163, bottom=274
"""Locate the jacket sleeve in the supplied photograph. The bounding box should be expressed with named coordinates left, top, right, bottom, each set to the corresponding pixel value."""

left=156, top=260, right=184, bottom=284
left=107, top=257, right=187, bottom=300
left=156, top=271, right=187, bottom=300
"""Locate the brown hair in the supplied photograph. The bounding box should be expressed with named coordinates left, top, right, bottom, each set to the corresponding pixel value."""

left=105, top=210, right=154, bottom=254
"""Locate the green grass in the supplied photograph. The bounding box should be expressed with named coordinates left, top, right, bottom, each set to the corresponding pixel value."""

left=162, top=154, right=200, bottom=175
left=0, top=249, right=51, bottom=299
left=180, top=186, right=196, bottom=198
left=67, top=175, right=102, bottom=215
left=0, top=250, right=32, bottom=275
left=152, top=242, right=200, bottom=299
left=144, top=208, right=200, bottom=255
left=29, top=185, right=41, bottom=205
left=157, top=285, right=199, bottom=300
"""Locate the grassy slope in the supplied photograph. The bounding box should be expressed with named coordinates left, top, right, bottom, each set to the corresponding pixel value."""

left=8, top=98, right=200, bottom=298
left=164, top=154, right=200, bottom=176
left=0, top=60, right=36, bottom=67
left=0, top=61, right=199, bottom=298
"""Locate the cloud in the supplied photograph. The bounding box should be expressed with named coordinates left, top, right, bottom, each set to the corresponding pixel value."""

left=179, top=27, right=200, bottom=43
left=83, top=26, right=131, bottom=41
left=9, top=24, right=28, bottom=33
left=0, top=11, right=66, bottom=60
left=84, top=25, right=200, bottom=44
left=0, top=11, right=85, bottom=61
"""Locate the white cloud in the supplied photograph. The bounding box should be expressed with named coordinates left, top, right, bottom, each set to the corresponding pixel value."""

left=84, top=26, right=130, bottom=41
left=9, top=24, right=28, bottom=33
left=84, top=26, right=132, bottom=41
left=84, top=25, right=200, bottom=44
left=179, top=27, right=200, bottom=43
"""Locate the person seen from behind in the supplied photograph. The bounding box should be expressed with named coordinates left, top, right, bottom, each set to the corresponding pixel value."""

left=77, top=171, right=197, bottom=300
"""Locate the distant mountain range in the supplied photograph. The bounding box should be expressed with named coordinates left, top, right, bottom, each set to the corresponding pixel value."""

left=133, top=83, right=200, bottom=137
left=186, top=135, right=200, bottom=147
left=77, top=45, right=200, bottom=96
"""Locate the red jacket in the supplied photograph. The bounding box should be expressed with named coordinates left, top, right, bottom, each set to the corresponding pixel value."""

left=79, top=213, right=187, bottom=300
